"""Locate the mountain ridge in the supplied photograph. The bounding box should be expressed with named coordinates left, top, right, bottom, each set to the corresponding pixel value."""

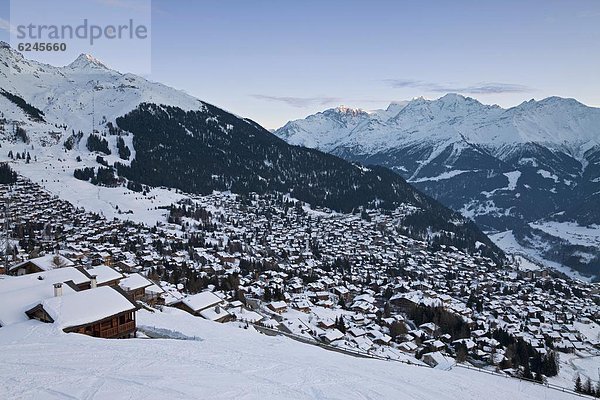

left=277, top=94, right=600, bottom=159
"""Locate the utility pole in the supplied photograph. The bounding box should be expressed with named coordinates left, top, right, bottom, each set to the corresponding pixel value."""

left=92, top=87, right=95, bottom=134
left=91, top=79, right=99, bottom=134
left=0, top=184, right=13, bottom=274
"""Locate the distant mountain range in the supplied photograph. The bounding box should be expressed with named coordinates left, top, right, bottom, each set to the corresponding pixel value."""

left=0, top=43, right=502, bottom=261
left=276, top=95, right=600, bottom=279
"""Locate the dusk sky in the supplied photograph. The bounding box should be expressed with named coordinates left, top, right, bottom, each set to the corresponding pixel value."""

left=1, top=0, right=600, bottom=128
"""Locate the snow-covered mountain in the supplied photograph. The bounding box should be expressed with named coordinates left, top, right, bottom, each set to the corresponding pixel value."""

left=276, top=95, right=600, bottom=279
left=0, top=43, right=205, bottom=135
left=278, top=94, right=600, bottom=160
left=0, top=43, right=503, bottom=260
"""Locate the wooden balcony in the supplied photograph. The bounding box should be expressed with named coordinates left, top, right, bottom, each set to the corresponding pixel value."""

left=99, top=320, right=136, bottom=339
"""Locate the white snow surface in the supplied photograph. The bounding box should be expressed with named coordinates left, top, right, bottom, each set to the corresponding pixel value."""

left=503, top=171, right=521, bottom=190
left=409, top=170, right=473, bottom=183
left=0, top=307, right=576, bottom=399
left=530, top=221, right=600, bottom=248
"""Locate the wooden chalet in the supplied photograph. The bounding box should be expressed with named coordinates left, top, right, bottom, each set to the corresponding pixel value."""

left=171, top=291, right=233, bottom=323
left=8, top=254, right=75, bottom=276
left=267, top=300, right=288, bottom=314
left=26, top=285, right=139, bottom=339
left=118, top=273, right=153, bottom=301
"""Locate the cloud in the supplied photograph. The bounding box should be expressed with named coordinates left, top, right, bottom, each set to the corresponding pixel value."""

left=385, top=79, right=424, bottom=89
left=576, top=10, right=600, bottom=18
left=385, top=79, right=532, bottom=94
left=0, top=17, right=15, bottom=33
left=251, top=94, right=342, bottom=108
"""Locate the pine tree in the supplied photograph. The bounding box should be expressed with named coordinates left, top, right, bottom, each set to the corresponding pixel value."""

left=338, top=316, right=346, bottom=333
left=263, top=287, right=272, bottom=302
left=522, top=360, right=533, bottom=380
left=0, top=163, right=17, bottom=184
left=583, top=378, right=593, bottom=395
left=456, top=343, right=468, bottom=363
left=574, top=374, right=582, bottom=393
left=542, top=351, right=559, bottom=377
left=383, top=302, right=391, bottom=318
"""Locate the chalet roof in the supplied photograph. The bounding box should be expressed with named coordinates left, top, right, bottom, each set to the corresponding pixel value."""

left=145, top=283, right=165, bottom=294
left=182, top=291, right=224, bottom=312
left=10, top=254, right=75, bottom=272
left=0, top=279, right=78, bottom=326
left=228, top=306, right=263, bottom=323
left=423, top=351, right=454, bottom=370
left=321, top=329, right=344, bottom=342
left=399, top=341, right=418, bottom=351
left=37, top=286, right=137, bottom=329
left=0, top=267, right=91, bottom=292
left=86, top=265, right=124, bottom=285
left=269, top=300, right=287, bottom=310
left=119, top=273, right=153, bottom=291
left=199, top=305, right=231, bottom=321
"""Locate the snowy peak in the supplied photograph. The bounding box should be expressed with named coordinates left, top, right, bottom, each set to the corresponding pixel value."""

left=276, top=95, right=600, bottom=156
left=435, top=93, right=489, bottom=110
left=397, top=94, right=494, bottom=119
left=0, top=46, right=205, bottom=136
left=67, top=53, right=110, bottom=70
left=326, top=105, right=367, bottom=117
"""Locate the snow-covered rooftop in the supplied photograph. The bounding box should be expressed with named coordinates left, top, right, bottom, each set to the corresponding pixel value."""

left=40, top=286, right=137, bottom=329
left=86, top=265, right=124, bottom=285
left=10, top=254, right=75, bottom=272
left=119, top=273, right=153, bottom=291
left=182, top=291, right=224, bottom=312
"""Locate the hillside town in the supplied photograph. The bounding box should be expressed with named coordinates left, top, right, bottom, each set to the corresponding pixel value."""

left=1, top=175, right=599, bottom=394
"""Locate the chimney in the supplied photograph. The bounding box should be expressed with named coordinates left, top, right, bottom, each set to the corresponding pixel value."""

left=53, top=283, right=63, bottom=297
left=90, top=275, right=97, bottom=289
left=215, top=305, right=221, bottom=314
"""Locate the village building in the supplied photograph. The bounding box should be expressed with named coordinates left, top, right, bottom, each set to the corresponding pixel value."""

left=170, top=291, right=233, bottom=323
left=26, top=285, right=138, bottom=338
left=118, top=273, right=154, bottom=301
left=8, top=254, right=75, bottom=276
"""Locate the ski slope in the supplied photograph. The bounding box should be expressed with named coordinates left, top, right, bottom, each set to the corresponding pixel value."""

left=0, top=308, right=579, bottom=400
